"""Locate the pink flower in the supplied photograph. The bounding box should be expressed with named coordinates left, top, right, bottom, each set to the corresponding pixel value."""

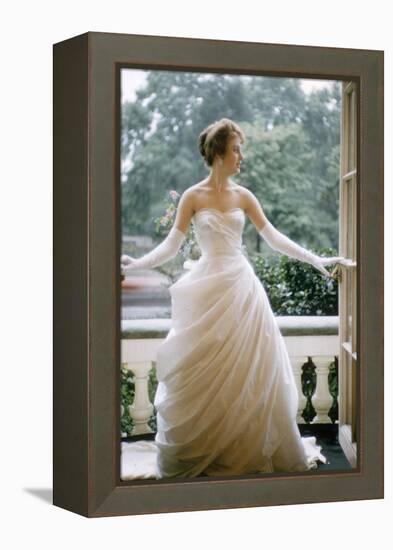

left=169, top=190, right=180, bottom=200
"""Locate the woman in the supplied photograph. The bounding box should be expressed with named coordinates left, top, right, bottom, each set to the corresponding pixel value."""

left=121, top=118, right=345, bottom=480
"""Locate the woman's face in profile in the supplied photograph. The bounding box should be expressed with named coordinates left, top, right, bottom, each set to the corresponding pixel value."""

left=221, top=135, right=244, bottom=175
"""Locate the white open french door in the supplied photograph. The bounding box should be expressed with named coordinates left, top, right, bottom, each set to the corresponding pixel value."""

left=336, top=81, right=358, bottom=467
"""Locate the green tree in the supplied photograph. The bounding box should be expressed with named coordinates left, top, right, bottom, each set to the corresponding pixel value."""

left=240, top=120, right=315, bottom=252
left=121, top=70, right=341, bottom=252
left=301, top=82, right=341, bottom=248
left=247, top=77, right=306, bottom=129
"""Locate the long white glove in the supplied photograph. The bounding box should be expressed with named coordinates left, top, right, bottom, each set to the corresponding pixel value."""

left=259, top=220, right=344, bottom=277
left=121, top=226, right=186, bottom=273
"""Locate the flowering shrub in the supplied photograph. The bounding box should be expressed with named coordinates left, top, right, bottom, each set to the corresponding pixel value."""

left=153, top=190, right=201, bottom=282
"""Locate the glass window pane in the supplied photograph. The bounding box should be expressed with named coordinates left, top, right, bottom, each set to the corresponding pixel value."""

left=346, top=180, right=353, bottom=257
left=346, top=268, right=352, bottom=346
left=349, top=92, right=356, bottom=170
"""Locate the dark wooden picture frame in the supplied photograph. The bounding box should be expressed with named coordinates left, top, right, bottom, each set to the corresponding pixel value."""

left=53, top=31, right=384, bottom=517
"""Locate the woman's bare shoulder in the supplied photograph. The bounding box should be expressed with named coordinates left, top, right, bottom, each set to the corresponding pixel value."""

left=183, top=180, right=208, bottom=199
left=233, top=183, right=257, bottom=209
left=235, top=183, right=252, bottom=197
left=230, top=180, right=249, bottom=192
left=177, top=182, right=206, bottom=212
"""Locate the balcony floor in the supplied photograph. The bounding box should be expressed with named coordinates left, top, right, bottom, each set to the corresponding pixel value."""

left=298, top=424, right=353, bottom=471
left=121, top=424, right=353, bottom=478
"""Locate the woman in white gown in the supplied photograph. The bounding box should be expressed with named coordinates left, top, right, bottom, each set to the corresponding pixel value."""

left=121, top=118, right=345, bottom=480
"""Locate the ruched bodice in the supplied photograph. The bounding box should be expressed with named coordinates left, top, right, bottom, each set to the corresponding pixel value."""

left=192, top=208, right=245, bottom=259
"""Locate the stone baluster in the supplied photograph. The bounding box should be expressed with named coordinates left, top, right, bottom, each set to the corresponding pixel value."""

left=291, top=356, right=308, bottom=424
left=125, top=361, right=154, bottom=435
left=311, top=356, right=334, bottom=423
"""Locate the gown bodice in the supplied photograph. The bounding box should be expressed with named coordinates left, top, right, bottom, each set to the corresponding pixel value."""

left=192, top=208, right=245, bottom=259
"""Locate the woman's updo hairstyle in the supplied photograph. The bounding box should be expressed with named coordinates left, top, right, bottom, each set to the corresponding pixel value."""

left=198, top=118, right=245, bottom=167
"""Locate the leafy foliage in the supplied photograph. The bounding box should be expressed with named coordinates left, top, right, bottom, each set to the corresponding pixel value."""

left=251, top=248, right=339, bottom=315
left=120, top=366, right=135, bottom=436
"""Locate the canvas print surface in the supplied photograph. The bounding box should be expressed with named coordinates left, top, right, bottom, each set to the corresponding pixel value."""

left=118, top=68, right=357, bottom=481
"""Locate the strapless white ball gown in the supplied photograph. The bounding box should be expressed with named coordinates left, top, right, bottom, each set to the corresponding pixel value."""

left=121, top=208, right=327, bottom=479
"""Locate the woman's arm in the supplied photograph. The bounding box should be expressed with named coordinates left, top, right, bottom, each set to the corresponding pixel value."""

left=121, top=189, right=195, bottom=273
left=243, top=188, right=345, bottom=277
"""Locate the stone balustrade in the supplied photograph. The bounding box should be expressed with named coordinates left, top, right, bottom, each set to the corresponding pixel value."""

left=121, top=316, right=339, bottom=437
